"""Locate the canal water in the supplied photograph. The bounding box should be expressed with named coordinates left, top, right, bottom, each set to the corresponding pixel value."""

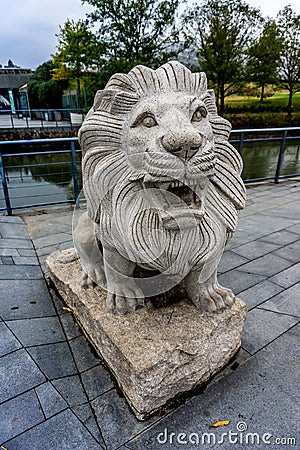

left=1, top=140, right=299, bottom=212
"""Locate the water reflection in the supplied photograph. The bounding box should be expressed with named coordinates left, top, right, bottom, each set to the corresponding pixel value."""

left=1, top=141, right=299, bottom=210
left=237, top=141, right=300, bottom=180
left=1, top=152, right=82, bottom=209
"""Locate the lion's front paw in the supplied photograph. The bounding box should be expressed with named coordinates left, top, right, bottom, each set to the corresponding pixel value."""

left=80, top=267, right=106, bottom=290
left=106, top=282, right=145, bottom=315
left=191, top=283, right=235, bottom=313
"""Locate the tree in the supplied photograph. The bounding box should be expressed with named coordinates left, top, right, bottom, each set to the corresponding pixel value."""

left=277, top=6, right=300, bottom=114
left=27, top=61, right=65, bottom=108
left=52, top=19, right=98, bottom=106
left=247, top=20, right=283, bottom=102
left=183, top=0, right=262, bottom=116
left=82, top=0, right=181, bottom=71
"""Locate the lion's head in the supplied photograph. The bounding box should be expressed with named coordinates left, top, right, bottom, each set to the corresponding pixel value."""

left=79, top=61, right=245, bottom=235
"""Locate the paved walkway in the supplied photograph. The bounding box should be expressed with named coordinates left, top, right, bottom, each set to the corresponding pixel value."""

left=0, top=180, right=299, bottom=449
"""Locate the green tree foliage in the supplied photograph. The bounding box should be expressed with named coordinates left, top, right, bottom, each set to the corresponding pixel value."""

left=183, top=0, right=262, bottom=116
left=52, top=19, right=98, bottom=106
left=27, top=61, right=65, bottom=108
left=277, top=6, right=300, bottom=114
left=247, top=20, right=283, bottom=102
left=82, top=0, right=181, bottom=81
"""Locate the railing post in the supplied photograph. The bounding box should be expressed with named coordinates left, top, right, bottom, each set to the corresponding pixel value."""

left=238, top=132, right=244, bottom=155
left=10, top=112, right=14, bottom=128
left=71, top=141, right=80, bottom=208
left=0, top=150, right=12, bottom=215
left=275, top=130, right=287, bottom=184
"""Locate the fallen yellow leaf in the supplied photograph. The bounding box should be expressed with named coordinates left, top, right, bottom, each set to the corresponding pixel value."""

left=210, top=420, right=230, bottom=428
left=62, top=307, right=72, bottom=312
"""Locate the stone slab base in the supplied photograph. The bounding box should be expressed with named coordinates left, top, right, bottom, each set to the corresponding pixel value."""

left=46, top=249, right=247, bottom=420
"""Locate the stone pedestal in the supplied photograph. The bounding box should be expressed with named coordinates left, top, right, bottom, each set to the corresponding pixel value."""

left=47, top=249, right=247, bottom=420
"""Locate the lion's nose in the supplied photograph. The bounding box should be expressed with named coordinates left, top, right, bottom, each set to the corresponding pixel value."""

left=161, top=129, right=202, bottom=160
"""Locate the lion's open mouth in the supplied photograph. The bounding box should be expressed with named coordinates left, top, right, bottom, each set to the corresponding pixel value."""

left=142, top=178, right=207, bottom=231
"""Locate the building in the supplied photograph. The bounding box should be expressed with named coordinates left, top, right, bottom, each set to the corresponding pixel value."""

left=0, top=60, right=33, bottom=111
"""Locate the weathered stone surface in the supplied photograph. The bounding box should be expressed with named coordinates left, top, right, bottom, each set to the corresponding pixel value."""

left=74, top=61, right=246, bottom=316
left=47, top=249, right=247, bottom=419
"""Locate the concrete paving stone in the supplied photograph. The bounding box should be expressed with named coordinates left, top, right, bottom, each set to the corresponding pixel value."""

left=259, top=283, right=300, bottom=318
left=239, top=213, right=298, bottom=237
left=12, top=256, right=39, bottom=265
left=232, top=240, right=281, bottom=260
left=5, top=409, right=102, bottom=449
left=269, top=262, right=300, bottom=288
left=0, top=238, right=33, bottom=249
left=27, top=342, right=78, bottom=380
left=0, top=349, right=45, bottom=403
left=60, top=311, right=82, bottom=339
left=91, top=389, right=159, bottom=449
left=33, top=232, right=73, bottom=249
left=0, top=222, right=30, bottom=240
left=69, top=335, right=100, bottom=373
left=0, top=255, right=14, bottom=264
left=35, top=381, right=68, bottom=418
left=225, top=225, right=262, bottom=249
left=72, top=403, right=106, bottom=447
left=260, top=200, right=300, bottom=220
left=81, top=365, right=115, bottom=401
left=272, top=240, right=300, bottom=263
left=58, top=240, right=74, bottom=251
left=7, top=316, right=65, bottom=347
left=242, top=308, right=299, bottom=354
left=0, top=216, right=23, bottom=224
left=218, top=270, right=266, bottom=295
left=0, top=248, right=19, bottom=256
left=0, top=322, right=22, bottom=356
left=127, top=325, right=300, bottom=450
left=28, top=222, right=72, bottom=240
left=269, top=188, right=297, bottom=198
left=0, top=264, right=43, bottom=280
left=0, top=279, right=56, bottom=320
left=0, top=390, right=44, bottom=443
left=52, top=375, right=88, bottom=406
left=238, top=208, right=256, bottom=218
left=241, top=203, right=279, bottom=215
left=287, top=222, right=300, bottom=234
left=238, top=279, right=284, bottom=310
left=36, top=243, right=61, bottom=257
left=238, top=253, right=293, bottom=277
left=259, top=229, right=299, bottom=246
left=287, top=191, right=300, bottom=200
left=217, top=251, right=249, bottom=274
left=17, top=248, right=37, bottom=257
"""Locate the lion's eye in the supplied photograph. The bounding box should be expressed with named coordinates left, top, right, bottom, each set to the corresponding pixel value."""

left=141, top=115, right=157, bottom=128
left=192, top=106, right=207, bottom=122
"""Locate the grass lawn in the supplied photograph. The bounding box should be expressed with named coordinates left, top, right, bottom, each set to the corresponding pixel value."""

left=226, top=91, right=300, bottom=109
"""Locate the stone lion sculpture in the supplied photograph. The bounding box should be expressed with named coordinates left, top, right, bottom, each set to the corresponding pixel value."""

left=75, top=61, right=246, bottom=315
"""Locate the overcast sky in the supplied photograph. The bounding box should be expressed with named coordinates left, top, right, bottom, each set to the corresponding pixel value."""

left=1, top=0, right=300, bottom=70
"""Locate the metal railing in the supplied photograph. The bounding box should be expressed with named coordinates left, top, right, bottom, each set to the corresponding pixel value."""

left=230, top=127, right=300, bottom=184
left=0, top=127, right=300, bottom=215
left=0, top=109, right=85, bottom=129
left=0, top=137, right=81, bottom=215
